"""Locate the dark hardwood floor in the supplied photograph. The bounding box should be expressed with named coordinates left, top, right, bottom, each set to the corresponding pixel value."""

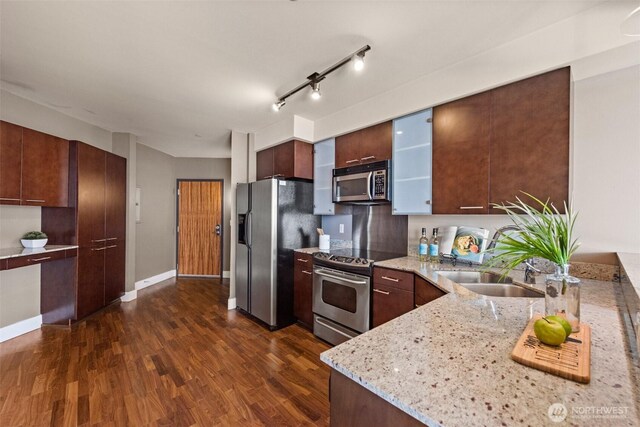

left=0, top=278, right=331, bottom=426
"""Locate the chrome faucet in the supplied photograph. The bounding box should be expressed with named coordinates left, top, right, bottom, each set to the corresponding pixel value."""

left=524, top=259, right=541, bottom=284
left=485, top=225, right=520, bottom=252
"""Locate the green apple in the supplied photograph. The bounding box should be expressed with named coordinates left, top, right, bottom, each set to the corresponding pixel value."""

left=546, top=315, right=572, bottom=337
left=534, top=317, right=567, bottom=346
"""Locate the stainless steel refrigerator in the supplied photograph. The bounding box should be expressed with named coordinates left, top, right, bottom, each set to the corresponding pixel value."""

left=236, top=179, right=320, bottom=329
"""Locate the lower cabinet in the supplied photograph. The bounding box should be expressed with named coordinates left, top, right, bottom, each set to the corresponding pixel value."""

left=330, top=370, right=423, bottom=427
left=415, top=275, right=446, bottom=308
left=293, top=253, right=314, bottom=329
left=372, top=267, right=414, bottom=328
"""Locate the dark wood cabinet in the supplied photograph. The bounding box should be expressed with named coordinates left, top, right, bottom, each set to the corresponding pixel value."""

left=432, top=68, right=569, bottom=214
left=104, top=153, right=127, bottom=303
left=330, top=370, right=423, bottom=427
left=256, top=140, right=313, bottom=180
left=293, top=253, right=314, bottom=329
left=335, top=121, right=392, bottom=168
left=432, top=91, right=491, bottom=214
left=414, top=275, right=445, bottom=308
left=0, top=121, right=69, bottom=207
left=372, top=267, right=414, bottom=328
left=42, top=141, right=127, bottom=324
left=489, top=67, right=570, bottom=213
left=21, top=128, right=69, bottom=207
left=0, top=121, right=22, bottom=204
left=256, top=147, right=275, bottom=180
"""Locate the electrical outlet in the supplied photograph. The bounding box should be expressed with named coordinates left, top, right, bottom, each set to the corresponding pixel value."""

left=339, top=224, right=344, bottom=233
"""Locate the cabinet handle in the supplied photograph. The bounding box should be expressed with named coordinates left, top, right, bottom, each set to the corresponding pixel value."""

left=105, top=245, right=117, bottom=249
left=373, top=288, right=390, bottom=295
left=106, top=237, right=118, bottom=241
left=459, top=206, right=484, bottom=210
left=345, top=159, right=359, bottom=164
left=0, top=198, right=20, bottom=201
left=91, top=247, right=107, bottom=251
left=92, top=239, right=107, bottom=242
left=263, top=175, right=272, bottom=179
left=29, top=256, right=51, bottom=262
left=415, top=303, right=424, bottom=308
left=273, top=174, right=284, bottom=178
left=381, top=276, right=399, bottom=283
left=360, top=156, right=375, bottom=161
left=302, top=270, right=312, bottom=275
left=24, top=199, right=45, bottom=203
left=296, top=258, right=309, bottom=263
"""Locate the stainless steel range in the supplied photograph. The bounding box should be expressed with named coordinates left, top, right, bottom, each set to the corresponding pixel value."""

left=312, top=248, right=403, bottom=345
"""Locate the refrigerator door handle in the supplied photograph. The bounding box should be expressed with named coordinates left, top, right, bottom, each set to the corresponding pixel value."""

left=246, top=212, right=252, bottom=248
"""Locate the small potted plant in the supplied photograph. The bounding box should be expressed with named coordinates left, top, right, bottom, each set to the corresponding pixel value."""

left=486, top=193, right=581, bottom=331
left=21, top=231, right=48, bottom=248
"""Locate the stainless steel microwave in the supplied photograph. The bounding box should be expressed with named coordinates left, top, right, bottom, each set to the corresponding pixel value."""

left=332, top=160, right=391, bottom=204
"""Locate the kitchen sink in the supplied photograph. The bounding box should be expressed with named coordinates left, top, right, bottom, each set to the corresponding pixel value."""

left=435, top=270, right=512, bottom=284
left=435, top=270, right=544, bottom=298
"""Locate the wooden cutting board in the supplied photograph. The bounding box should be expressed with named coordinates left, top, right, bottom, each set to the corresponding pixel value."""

left=511, top=314, right=591, bottom=384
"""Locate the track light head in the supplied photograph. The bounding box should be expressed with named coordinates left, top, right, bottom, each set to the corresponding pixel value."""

left=353, top=52, right=365, bottom=71
left=272, top=100, right=285, bottom=112
left=310, top=81, right=321, bottom=100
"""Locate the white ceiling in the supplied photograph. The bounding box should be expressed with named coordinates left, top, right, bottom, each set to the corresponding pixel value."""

left=0, top=0, right=607, bottom=157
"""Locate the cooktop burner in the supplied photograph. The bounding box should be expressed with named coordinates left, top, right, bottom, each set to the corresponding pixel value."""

left=313, top=248, right=405, bottom=275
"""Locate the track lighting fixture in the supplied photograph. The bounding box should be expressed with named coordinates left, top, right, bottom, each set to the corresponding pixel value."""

left=272, top=44, right=371, bottom=111
left=272, top=100, right=285, bottom=111
left=310, top=81, right=321, bottom=100
left=353, top=52, right=365, bottom=71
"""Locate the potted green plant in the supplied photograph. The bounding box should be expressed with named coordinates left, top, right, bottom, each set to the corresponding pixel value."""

left=486, top=193, right=581, bottom=331
left=21, top=231, right=48, bottom=249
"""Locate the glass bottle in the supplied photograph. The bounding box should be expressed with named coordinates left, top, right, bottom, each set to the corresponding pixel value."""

left=545, top=264, right=581, bottom=332
left=418, top=228, right=428, bottom=263
left=428, top=228, right=439, bottom=263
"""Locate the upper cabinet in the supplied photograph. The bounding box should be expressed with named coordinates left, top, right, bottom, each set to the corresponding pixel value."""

left=256, top=140, right=313, bottom=181
left=313, top=138, right=335, bottom=215
left=392, top=109, right=433, bottom=215
left=432, top=67, right=569, bottom=214
left=0, top=121, right=69, bottom=207
left=489, top=67, right=569, bottom=213
left=432, top=92, right=491, bottom=214
left=335, top=121, right=392, bottom=168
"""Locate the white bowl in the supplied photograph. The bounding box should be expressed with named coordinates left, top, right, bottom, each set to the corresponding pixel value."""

left=21, top=238, right=48, bottom=248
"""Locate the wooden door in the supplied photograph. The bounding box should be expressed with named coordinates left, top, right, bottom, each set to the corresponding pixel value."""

left=432, top=91, right=491, bottom=214
left=372, top=284, right=414, bottom=328
left=489, top=67, right=570, bottom=212
left=21, top=128, right=69, bottom=207
left=358, top=121, right=392, bottom=164
left=273, top=140, right=294, bottom=178
left=256, top=148, right=274, bottom=180
left=0, top=121, right=23, bottom=205
left=177, top=180, right=223, bottom=276
left=104, top=153, right=127, bottom=303
left=76, top=142, right=106, bottom=318
left=335, top=130, right=362, bottom=168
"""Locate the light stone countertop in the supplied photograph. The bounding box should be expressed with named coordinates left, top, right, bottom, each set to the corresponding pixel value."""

left=320, top=255, right=640, bottom=426
left=0, top=245, right=79, bottom=260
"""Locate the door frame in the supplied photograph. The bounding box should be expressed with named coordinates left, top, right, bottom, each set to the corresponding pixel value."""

left=175, top=179, right=225, bottom=282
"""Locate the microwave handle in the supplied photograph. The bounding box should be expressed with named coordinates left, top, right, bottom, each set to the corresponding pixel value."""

left=367, top=172, right=373, bottom=200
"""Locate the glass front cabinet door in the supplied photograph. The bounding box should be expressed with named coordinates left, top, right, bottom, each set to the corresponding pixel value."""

left=313, top=138, right=335, bottom=215
left=392, top=108, right=433, bottom=215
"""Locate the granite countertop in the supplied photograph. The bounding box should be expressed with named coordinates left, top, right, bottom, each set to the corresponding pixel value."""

left=321, top=256, right=640, bottom=426
left=0, top=245, right=79, bottom=260
left=294, top=247, right=320, bottom=255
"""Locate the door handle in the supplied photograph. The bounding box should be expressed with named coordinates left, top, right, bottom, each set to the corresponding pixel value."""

left=246, top=212, right=252, bottom=247
left=373, top=288, right=390, bottom=295
left=381, top=276, right=399, bottom=283
left=314, top=268, right=368, bottom=285
left=215, top=224, right=221, bottom=236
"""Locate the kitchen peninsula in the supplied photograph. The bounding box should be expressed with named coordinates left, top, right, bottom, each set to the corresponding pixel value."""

left=322, top=257, right=640, bottom=426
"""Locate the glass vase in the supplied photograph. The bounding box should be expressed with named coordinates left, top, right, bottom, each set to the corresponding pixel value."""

left=545, top=264, right=581, bottom=332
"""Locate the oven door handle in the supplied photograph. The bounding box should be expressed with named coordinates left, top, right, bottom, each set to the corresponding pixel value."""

left=314, top=268, right=369, bottom=285
left=315, top=317, right=357, bottom=340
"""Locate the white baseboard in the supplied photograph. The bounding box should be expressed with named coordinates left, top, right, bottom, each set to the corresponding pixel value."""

left=223, top=270, right=230, bottom=278
left=227, top=298, right=237, bottom=310
left=0, top=315, right=42, bottom=343
left=122, top=270, right=176, bottom=303
left=121, top=289, right=138, bottom=302
left=135, top=269, right=176, bottom=291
